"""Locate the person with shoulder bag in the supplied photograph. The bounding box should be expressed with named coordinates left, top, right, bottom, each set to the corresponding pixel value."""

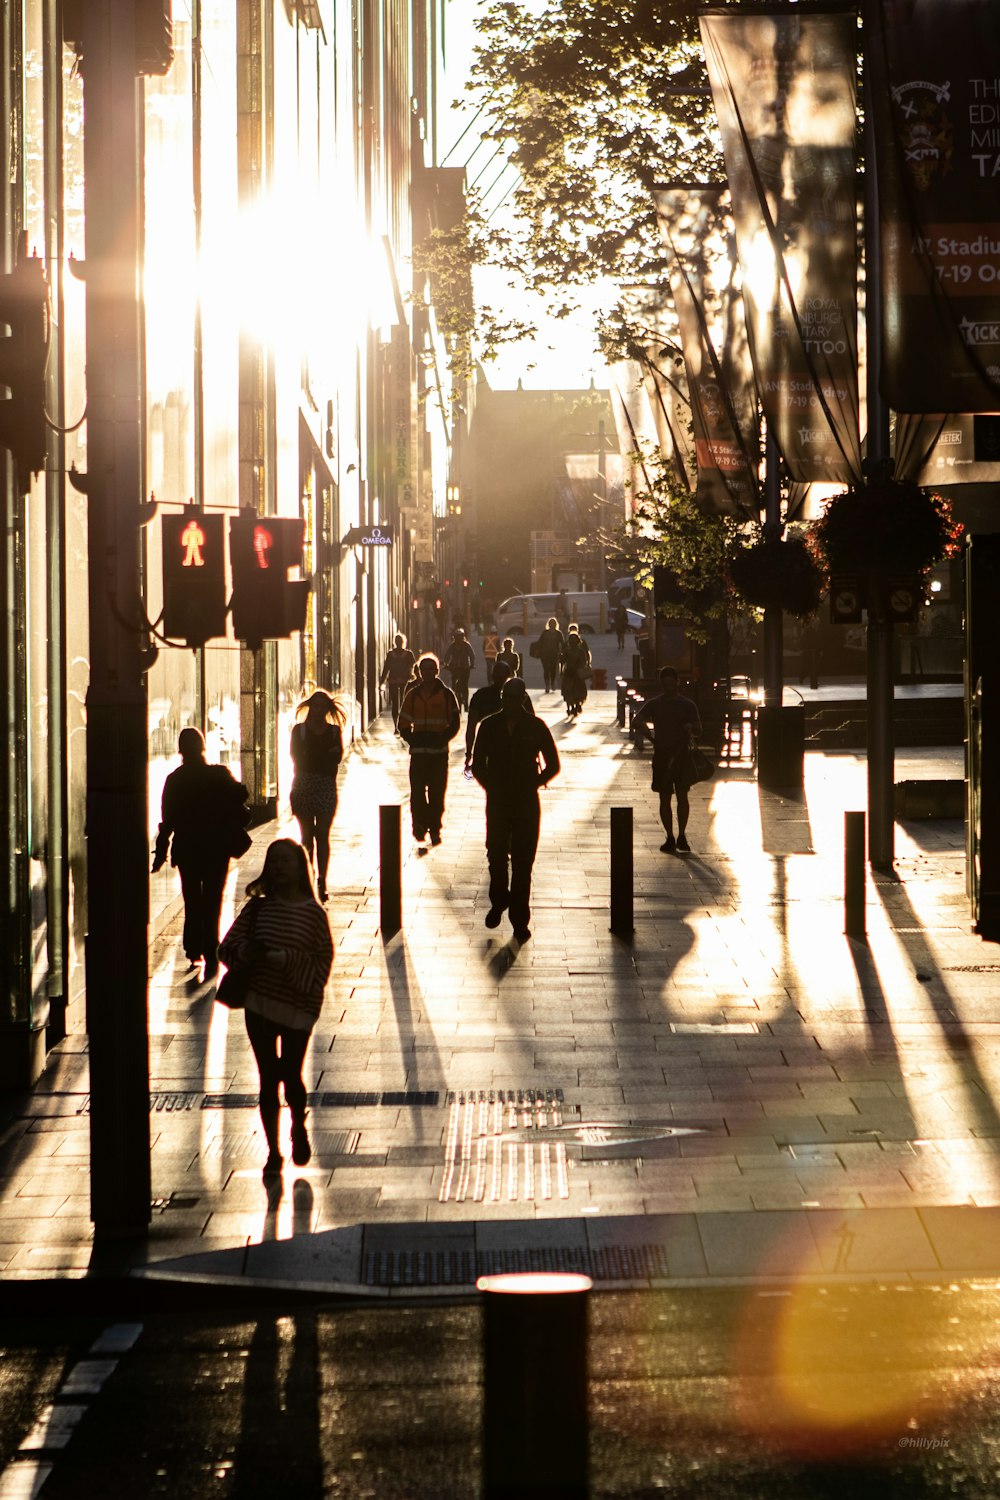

left=151, top=727, right=251, bottom=980
left=218, top=839, right=333, bottom=1178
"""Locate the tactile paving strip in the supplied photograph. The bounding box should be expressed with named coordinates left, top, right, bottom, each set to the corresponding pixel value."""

left=440, top=1089, right=570, bottom=1204
left=364, top=1243, right=672, bottom=1287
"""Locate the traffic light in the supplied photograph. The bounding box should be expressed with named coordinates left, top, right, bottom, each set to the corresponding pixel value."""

left=230, top=512, right=310, bottom=648
left=161, top=508, right=227, bottom=646
left=0, top=253, right=50, bottom=477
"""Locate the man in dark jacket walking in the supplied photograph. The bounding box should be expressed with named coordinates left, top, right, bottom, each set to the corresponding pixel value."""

left=398, top=654, right=461, bottom=845
left=442, top=627, right=476, bottom=710
left=464, top=660, right=535, bottom=770
left=152, top=727, right=251, bottom=976
left=471, top=678, right=560, bottom=943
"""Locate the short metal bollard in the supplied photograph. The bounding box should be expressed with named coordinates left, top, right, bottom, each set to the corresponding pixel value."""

left=845, top=810, right=866, bottom=938
left=610, top=807, right=634, bottom=936
left=379, top=804, right=402, bottom=936
left=479, top=1272, right=592, bottom=1499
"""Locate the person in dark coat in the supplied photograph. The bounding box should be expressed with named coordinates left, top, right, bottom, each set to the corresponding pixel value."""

left=471, top=678, right=560, bottom=943
left=398, top=654, right=462, bottom=845
left=635, top=665, right=702, bottom=854
left=289, top=690, right=346, bottom=902
left=560, top=623, right=592, bottom=717
left=464, top=660, right=535, bottom=770
left=379, top=633, right=416, bottom=731
left=495, top=637, right=521, bottom=678
left=534, top=616, right=564, bottom=692
left=152, top=727, right=251, bottom=978
left=442, top=627, right=476, bottom=710
left=613, top=603, right=629, bottom=649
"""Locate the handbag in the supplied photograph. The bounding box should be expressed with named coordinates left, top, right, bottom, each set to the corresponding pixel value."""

left=216, top=899, right=260, bottom=1009
left=690, top=746, right=716, bottom=782
left=528, top=640, right=540, bottom=659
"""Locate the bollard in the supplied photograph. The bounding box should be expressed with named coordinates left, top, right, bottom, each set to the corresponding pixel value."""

left=379, top=804, right=402, bottom=936
left=479, top=1272, right=591, bottom=1499
left=610, top=806, right=634, bottom=936
left=845, top=810, right=866, bottom=938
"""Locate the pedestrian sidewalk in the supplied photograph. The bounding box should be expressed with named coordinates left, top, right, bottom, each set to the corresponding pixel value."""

left=3, top=690, right=999, bottom=1293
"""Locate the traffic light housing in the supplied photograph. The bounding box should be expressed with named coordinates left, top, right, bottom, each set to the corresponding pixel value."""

left=230, top=512, right=310, bottom=648
left=0, top=253, right=50, bottom=478
left=161, top=509, right=227, bottom=646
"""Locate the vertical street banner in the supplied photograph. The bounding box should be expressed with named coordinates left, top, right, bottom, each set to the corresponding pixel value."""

left=701, top=7, right=862, bottom=485
left=870, top=0, right=1000, bottom=412
left=653, top=185, right=760, bottom=518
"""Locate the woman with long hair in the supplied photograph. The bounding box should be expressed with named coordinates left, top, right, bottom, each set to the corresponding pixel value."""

left=289, top=689, right=346, bottom=902
left=218, top=838, right=333, bottom=1177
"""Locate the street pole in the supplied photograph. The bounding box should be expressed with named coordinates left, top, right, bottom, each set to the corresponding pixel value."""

left=762, top=427, right=783, bottom=708
left=83, top=0, right=152, bottom=1237
left=863, top=0, right=895, bottom=870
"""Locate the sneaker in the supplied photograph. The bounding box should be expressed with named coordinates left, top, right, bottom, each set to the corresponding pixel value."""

left=484, top=905, right=507, bottom=929
left=660, top=836, right=676, bottom=854
left=675, top=834, right=691, bottom=853
left=413, top=827, right=427, bottom=842
left=430, top=832, right=442, bottom=847
left=262, top=1150, right=283, bottom=1178
left=317, top=878, right=328, bottom=903
left=291, top=1121, right=312, bottom=1167
left=513, top=927, right=531, bottom=943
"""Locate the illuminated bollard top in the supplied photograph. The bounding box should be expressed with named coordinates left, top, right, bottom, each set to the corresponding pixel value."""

left=477, top=1273, right=593, bottom=1295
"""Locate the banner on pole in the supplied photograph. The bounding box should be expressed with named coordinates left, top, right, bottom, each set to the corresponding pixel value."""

left=870, top=0, right=1000, bottom=412
left=653, top=185, right=760, bottom=517
left=701, top=8, right=862, bottom=484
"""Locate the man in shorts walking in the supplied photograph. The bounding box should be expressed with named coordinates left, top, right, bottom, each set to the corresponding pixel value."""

left=635, top=666, right=702, bottom=853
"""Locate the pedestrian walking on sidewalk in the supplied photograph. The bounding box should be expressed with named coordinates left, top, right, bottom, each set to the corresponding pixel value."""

left=561, top=623, right=591, bottom=717
left=635, top=665, right=702, bottom=854
left=398, top=653, right=461, bottom=846
left=471, top=677, right=560, bottom=943
left=379, top=633, right=416, bottom=731
left=534, top=616, right=564, bottom=692
left=289, top=690, right=346, bottom=903
left=151, top=727, right=251, bottom=979
left=464, top=660, right=535, bottom=770
left=442, top=626, right=476, bottom=710
left=613, top=603, right=629, bottom=650
left=495, top=637, right=521, bottom=678
left=219, top=839, right=333, bottom=1178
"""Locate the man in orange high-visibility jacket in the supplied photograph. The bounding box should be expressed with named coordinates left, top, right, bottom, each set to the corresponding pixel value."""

left=397, top=653, right=461, bottom=846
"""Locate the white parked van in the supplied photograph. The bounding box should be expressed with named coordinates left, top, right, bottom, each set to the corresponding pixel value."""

left=496, top=592, right=610, bottom=636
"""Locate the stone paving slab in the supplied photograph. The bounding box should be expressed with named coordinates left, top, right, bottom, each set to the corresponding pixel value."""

left=3, top=681, right=1000, bottom=1288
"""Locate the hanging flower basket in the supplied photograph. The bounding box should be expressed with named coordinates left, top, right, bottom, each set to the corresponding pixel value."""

left=813, top=478, right=960, bottom=578
left=727, top=533, right=824, bottom=619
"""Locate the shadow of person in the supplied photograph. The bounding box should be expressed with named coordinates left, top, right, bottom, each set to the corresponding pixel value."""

left=231, top=1312, right=322, bottom=1499
left=292, top=1178, right=314, bottom=1236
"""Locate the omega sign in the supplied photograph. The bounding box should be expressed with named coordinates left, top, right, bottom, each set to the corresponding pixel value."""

left=342, top=524, right=394, bottom=548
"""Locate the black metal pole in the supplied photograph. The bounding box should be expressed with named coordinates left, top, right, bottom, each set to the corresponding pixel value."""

left=863, top=0, right=895, bottom=870
left=762, top=428, right=783, bottom=709
left=380, top=804, right=402, bottom=936
left=845, top=810, right=867, bottom=938
left=84, top=0, right=152, bottom=1237
left=480, top=1273, right=591, bottom=1499
left=610, top=806, right=633, bottom=936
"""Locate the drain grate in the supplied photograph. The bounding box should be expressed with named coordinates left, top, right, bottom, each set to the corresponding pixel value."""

left=199, top=1129, right=360, bottom=1161
left=669, top=1022, right=759, bottom=1035
left=77, top=1091, right=198, bottom=1115
left=320, top=1090, right=440, bottom=1108
left=77, top=1089, right=439, bottom=1114
left=365, top=1243, right=672, bottom=1287
left=943, top=965, right=1000, bottom=974
left=446, top=1089, right=563, bottom=1106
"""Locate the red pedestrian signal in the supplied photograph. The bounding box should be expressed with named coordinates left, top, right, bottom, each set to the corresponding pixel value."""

left=161, top=509, right=227, bottom=646
left=0, top=252, right=50, bottom=480
left=230, top=512, right=310, bottom=648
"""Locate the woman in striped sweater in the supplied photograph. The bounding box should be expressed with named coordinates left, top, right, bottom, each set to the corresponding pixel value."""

left=219, top=839, right=333, bottom=1177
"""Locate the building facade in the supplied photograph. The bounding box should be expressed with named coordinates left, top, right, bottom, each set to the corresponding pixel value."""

left=1, top=0, right=460, bottom=1085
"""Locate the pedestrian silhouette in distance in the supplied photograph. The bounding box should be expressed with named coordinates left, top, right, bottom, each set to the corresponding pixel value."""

left=289, top=690, right=346, bottom=903
left=218, top=839, right=333, bottom=1178
left=561, top=622, right=592, bottom=718
left=495, top=636, right=521, bottom=677
left=151, top=727, right=251, bottom=980
left=635, top=665, right=702, bottom=854
left=471, top=677, right=560, bottom=944
left=397, top=653, right=461, bottom=847
left=614, top=602, right=629, bottom=649
left=379, top=632, right=416, bottom=732
left=442, top=626, right=476, bottom=710
left=534, top=615, right=564, bottom=692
